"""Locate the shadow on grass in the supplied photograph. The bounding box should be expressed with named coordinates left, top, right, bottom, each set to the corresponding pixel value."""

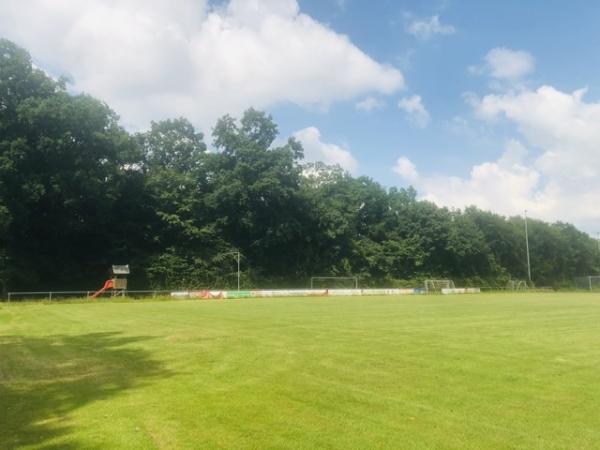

left=0, top=332, right=171, bottom=449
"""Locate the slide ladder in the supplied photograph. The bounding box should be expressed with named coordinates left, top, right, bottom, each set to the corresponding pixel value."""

left=91, top=279, right=115, bottom=299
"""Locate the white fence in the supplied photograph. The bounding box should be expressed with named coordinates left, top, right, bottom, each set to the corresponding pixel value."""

left=4, top=286, right=487, bottom=302
left=441, top=288, right=481, bottom=295
left=171, top=288, right=430, bottom=299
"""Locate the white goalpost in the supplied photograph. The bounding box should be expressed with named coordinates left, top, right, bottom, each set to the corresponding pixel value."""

left=574, top=276, right=600, bottom=291
left=310, top=276, right=358, bottom=289
left=506, top=280, right=528, bottom=291
left=424, top=279, right=455, bottom=293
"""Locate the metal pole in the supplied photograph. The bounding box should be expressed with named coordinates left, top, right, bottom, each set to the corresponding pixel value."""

left=525, top=210, right=532, bottom=285
left=237, top=251, right=240, bottom=291
left=597, top=232, right=599, bottom=251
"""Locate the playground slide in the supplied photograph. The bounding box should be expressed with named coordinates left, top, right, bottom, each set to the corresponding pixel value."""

left=91, top=279, right=115, bottom=299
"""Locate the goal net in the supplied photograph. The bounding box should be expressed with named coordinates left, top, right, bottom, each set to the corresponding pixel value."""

left=424, top=279, right=455, bottom=293
left=310, top=276, right=358, bottom=289
left=574, top=276, right=600, bottom=291
left=506, top=280, right=528, bottom=291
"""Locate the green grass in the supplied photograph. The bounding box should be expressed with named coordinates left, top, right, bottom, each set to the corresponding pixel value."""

left=2, top=293, right=600, bottom=449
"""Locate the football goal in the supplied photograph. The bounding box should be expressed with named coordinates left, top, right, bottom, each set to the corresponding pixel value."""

left=574, top=276, right=600, bottom=291
left=506, top=280, right=528, bottom=291
left=310, top=276, right=358, bottom=289
left=424, top=279, right=455, bottom=293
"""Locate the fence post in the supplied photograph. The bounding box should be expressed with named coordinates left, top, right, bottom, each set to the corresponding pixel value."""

left=49, top=292, right=52, bottom=301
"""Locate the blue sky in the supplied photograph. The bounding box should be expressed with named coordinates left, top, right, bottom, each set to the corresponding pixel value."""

left=278, top=0, right=600, bottom=184
left=1, top=0, right=599, bottom=232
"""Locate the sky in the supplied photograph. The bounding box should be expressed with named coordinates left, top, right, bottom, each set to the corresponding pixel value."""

left=1, top=0, right=599, bottom=234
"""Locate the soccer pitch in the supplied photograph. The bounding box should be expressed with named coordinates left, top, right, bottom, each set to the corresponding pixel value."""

left=1, top=293, right=600, bottom=449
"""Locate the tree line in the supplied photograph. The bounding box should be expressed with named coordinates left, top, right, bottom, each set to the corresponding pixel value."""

left=1, top=39, right=598, bottom=293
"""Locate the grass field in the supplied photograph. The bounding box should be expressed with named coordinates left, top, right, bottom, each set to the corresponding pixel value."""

left=1, top=293, right=600, bottom=449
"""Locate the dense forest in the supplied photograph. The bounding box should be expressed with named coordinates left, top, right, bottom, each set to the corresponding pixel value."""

left=0, top=39, right=598, bottom=293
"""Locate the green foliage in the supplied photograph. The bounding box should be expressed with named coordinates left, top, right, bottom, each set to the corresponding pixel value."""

left=1, top=39, right=599, bottom=292
left=0, top=39, right=144, bottom=290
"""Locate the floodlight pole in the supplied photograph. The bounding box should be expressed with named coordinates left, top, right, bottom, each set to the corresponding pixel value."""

left=524, top=210, right=532, bottom=285
left=236, top=251, right=240, bottom=292
left=223, top=251, right=241, bottom=291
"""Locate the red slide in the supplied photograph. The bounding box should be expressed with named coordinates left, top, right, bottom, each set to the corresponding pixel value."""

left=91, top=279, right=115, bottom=299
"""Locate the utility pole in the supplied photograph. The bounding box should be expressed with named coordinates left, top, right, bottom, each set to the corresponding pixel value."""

left=525, top=210, right=532, bottom=285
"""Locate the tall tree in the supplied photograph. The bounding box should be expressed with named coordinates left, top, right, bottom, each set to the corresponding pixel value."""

left=2, top=39, right=599, bottom=292
left=207, top=109, right=307, bottom=283
left=0, top=39, right=142, bottom=289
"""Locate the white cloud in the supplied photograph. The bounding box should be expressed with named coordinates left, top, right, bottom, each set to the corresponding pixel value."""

left=355, top=96, right=385, bottom=112
left=470, top=48, right=535, bottom=81
left=472, top=86, right=600, bottom=180
left=294, top=127, right=358, bottom=173
left=486, top=48, right=535, bottom=80
left=406, top=15, right=455, bottom=40
left=392, top=156, right=419, bottom=182
left=423, top=141, right=544, bottom=214
left=394, top=85, right=600, bottom=232
left=394, top=141, right=544, bottom=216
left=398, top=95, right=430, bottom=128
left=0, top=0, right=403, bottom=130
